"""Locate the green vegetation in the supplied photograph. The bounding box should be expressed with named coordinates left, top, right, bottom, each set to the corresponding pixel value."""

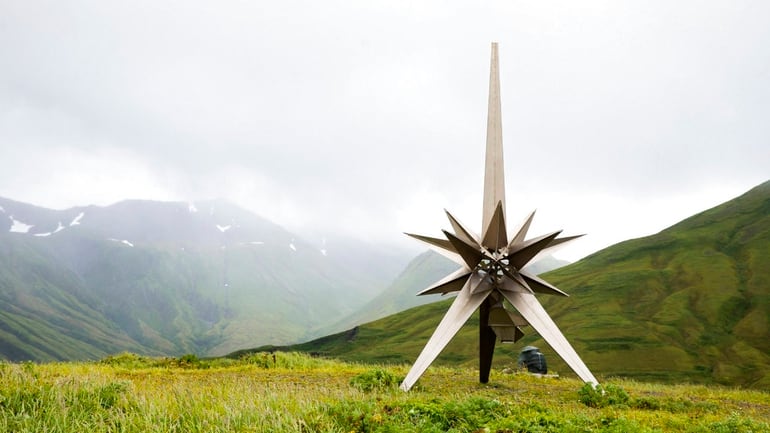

left=0, top=352, right=768, bottom=432
left=349, top=368, right=400, bottom=392
left=0, top=198, right=399, bottom=362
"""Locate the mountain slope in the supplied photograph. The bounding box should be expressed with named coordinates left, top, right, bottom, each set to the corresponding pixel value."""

left=0, top=198, right=400, bottom=361
left=0, top=236, right=147, bottom=360
left=544, top=179, right=770, bottom=387
left=242, top=180, right=770, bottom=388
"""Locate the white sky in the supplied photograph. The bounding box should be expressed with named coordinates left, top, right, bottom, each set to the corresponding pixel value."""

left=1, top=0, right=768, bottom=261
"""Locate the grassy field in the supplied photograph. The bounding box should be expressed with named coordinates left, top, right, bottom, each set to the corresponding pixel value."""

left=1, top=352, right=769, bottom=432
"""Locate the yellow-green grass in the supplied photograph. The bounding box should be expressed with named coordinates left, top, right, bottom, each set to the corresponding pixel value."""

left=1, top=352, right=769, bottom=432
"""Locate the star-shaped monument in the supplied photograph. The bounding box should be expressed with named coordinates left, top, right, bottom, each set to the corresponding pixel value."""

left=400, top=43, right=598, bottom=391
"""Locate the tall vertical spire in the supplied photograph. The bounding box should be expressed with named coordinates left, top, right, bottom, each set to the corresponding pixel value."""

left=399, top=43, right=597, bottom=392
left=482, top=42, right=505, bottom=235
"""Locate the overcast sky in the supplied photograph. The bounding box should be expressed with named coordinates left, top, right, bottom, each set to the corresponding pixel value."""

left=1, top=0, right=768, bottom=261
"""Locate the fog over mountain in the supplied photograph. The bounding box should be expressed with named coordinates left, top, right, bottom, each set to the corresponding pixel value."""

left=0, top=196, right=409, bottom=360
left=1, top=1, right=769, bottom=262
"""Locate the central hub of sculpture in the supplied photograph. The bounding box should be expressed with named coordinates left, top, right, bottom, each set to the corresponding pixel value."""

left=477, top=257, right=508, bottom=286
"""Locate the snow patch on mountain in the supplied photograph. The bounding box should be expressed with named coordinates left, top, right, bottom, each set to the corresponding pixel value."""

left=0, top=205, right=5, bottom=213
left=34, top=222, right=65, bottom=237
left=188, top=202, right=198, bottom=213
left=108, top=238, right=134, bottom=247
left=320, top=238, right=327, bottom=256
left=9, top=217, right=33, bottom=233
left=289, top=242, right=297, bottom=251
left=70, top=212, right=85, bottom=226
left=216, top=224, right=231, bottom=233
left=249, top=241, right=264, bottom=245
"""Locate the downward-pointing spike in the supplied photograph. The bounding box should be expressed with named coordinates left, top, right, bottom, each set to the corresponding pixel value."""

left=501, top=291, right=598, bottom=384
left=400, top=275, right=490, bottom=391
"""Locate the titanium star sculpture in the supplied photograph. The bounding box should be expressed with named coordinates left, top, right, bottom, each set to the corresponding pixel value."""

left=399, top=43, right=598, bottom=391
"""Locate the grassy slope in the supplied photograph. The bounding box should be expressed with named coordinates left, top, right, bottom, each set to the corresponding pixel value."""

left=0, top=237, right=148, bottom=361
left=241, top=181, right=770, bottom=389
left=540, top=180, right=770, bottom=387
left=0, top=354, right=768, bottom=432
left=0, top=199, right=397, bottom=361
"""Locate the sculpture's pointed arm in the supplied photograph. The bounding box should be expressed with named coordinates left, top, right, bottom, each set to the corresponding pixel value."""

left=523, top=234, right=585, bottom=268
left=443, top=230, right=484, bottom=269
left=405, top=232, right=454, bottom=253
left=405, top=232, right=466, bottom=266
left=546, top=234, right=584, bottom=250
left=500, top=268, right=534, bottom=294
left=400, top=275, right=489, bottom=391
left=519, top=271, right=569, bottom=297
left=418, top=267, right=472, bottom=296
left=507, top=210, right=536, bottom=249
left=481, top=201, right=507, bottom=251
left=507, top=230, right=562, bottom=269
left=445, top=210, right=481, bottom=246
left=500, top=291, right=598, bottom=385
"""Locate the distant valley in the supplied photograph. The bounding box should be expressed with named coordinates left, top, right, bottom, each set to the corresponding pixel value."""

left=0, top=197, right=408, bottom=360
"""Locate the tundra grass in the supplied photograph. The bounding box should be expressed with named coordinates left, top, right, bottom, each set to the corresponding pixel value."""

left=1, top=353, right=769, bottom=432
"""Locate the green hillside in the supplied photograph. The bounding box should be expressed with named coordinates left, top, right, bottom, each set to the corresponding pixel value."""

left=241, top=180, right=770, bottom=388
left=0, top=198, right=399, bottom=361
left=0, top=236, right=148, bottom=360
